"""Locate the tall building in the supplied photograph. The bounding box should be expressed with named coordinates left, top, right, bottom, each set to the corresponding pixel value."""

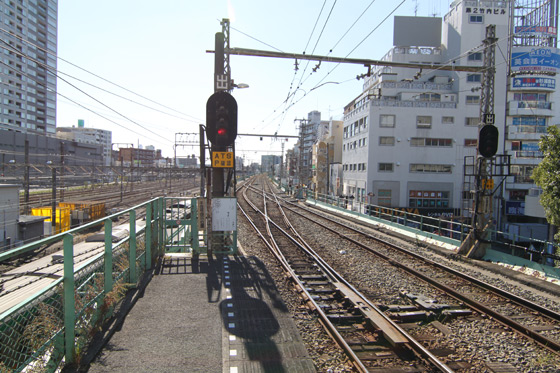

left=0, top=0, right=58, bottom=135
left=261, top=154, right=282, bottom=175
left=296, top=111, right=329, bottom=186
left=342, top=2, right=511, bottom=218
left=504, top=0, right=558, bottom=240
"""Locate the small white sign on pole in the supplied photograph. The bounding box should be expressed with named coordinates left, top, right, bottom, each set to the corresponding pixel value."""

left=212, top=197, right=237, bottom=231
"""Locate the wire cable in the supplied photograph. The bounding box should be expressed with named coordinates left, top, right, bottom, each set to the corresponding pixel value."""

left=0, top=42, right=172, bottom=143
left=0, top=26, right=201, bottom=122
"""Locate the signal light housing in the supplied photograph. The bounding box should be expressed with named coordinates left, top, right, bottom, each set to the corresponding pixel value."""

left=478, top=124, right=499, bottom=158
left=206, top=91, right=238, bottom=148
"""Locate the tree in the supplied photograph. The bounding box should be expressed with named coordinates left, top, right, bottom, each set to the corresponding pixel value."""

left=532, top=125, right=560, bottom=242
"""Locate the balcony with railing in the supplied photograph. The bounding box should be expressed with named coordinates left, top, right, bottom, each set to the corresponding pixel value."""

left=379, top=81, right=453, bottom=91
left=508, top=100, right=554, bottom=116
left=512, top=150, right=543, bottom=159
left=507, top=124, right=547, bottom=141
left=370, top=99, right=457, bottom=109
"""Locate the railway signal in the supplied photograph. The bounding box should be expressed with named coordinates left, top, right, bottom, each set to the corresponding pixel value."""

left=206, top=91, right=237, bottom=148
left=478, top=124, right=499, bottom=158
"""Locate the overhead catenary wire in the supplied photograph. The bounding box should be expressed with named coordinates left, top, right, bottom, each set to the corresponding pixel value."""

left=283, top=0, right=338, bottom=121
left=0, top=26, right=202, bottom=123
left=256, top=0, right=380, bottom=132
left=268, top=0, right=554, bottom=132
left=276, top=0, right=330, bottom=130
left=258, top=0, right=407, bottom=132
left=0, top=42, right=172, bottom=144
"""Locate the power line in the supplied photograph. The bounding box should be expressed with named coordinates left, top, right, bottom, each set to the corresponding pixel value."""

left=0, top=26, right=202, bottom=122
left=279, top=0, right=329, bottom=130
left=0, top=42, right=172, bottom=143
left=329, top=0, right=379, bottom=53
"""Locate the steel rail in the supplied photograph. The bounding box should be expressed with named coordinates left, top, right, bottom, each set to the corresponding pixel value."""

left=266, top=183, right=453, bottom=372
left=287, top=198, right=560, bottom=321
left=275, top=193, right=560, bottom=355
left=243, top=179, right=453, bottom=372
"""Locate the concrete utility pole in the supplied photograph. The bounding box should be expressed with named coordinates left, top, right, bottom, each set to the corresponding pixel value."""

left=51, top=167, right=56, bottom=234
left=59, top=143, right=65, bottom=202
left=24, top=138, right=29, bottom=214
left=294, top=118, right=307, bottom=187
left=280, top=141, right=284, bottom=185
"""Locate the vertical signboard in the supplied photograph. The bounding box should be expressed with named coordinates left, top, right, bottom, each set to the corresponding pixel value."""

left=211, top=197, right=237, bottom=231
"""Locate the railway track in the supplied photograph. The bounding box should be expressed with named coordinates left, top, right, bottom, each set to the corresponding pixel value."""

left=238, top=175, right=560, bottom=372
left=20, top=178, right=199, bottom=215
left=239, top=178, right=453, bottom=372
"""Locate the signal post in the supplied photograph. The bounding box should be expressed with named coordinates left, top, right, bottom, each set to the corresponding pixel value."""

left=205, top=24, right=238, bottom=257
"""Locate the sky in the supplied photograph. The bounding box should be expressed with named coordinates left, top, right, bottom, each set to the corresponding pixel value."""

left=56, top=0, right=453, bottom=164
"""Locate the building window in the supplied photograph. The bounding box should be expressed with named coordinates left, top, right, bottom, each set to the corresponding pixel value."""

left=513, top=93, right=547, bottom=101
left=468, top=52, right=482, bottom=61
left=466, top=95, right=480, bottom=104
left=379, top=136, right=395, bottom=146
left=410, top=164, right=453, bottom=173
left=378, top=163, right=394, bottom=172
left=408, top=190, right=450, bottom=208
left=380, top=114, right=395, bottom=128
left=411, top=138, right=453, bottom=147
left=416, top=116, right=432, bottom=128
left=467, top=74, right=482, bottom=82
left=378, top=189, right=392, bottom=207
left=464, top=139, right=477, bottom=147
left=469, top=15, right=483, bottom=23
left=442, top=116, right=454, bottom=124
left=465, top=117, right=479, bottom=126
left=418, top=93, right=441, bottom=101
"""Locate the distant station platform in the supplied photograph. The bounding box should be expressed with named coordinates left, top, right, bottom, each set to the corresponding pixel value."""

left=84, top=252, right=315, bottom=373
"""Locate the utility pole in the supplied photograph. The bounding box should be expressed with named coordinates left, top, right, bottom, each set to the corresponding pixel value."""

left=120, top=156, right=124, bottom=202
left=130, top=148, right=134, bottom=192
left=294, top=118, right=307, bottom=187
left=59, top=143, right=64, bottom=202
left=24, top=138, right=29, bottom=214
left=51, top=167, right=56, bottom=234
left=326, top=142, right=330, bottom=197
left=280, top=141, right=284, bottom=186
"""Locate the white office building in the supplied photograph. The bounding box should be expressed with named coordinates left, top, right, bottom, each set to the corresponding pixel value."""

left=342, top=0, right=558, bottom=240
left=342, top=6, right=510, bottom=216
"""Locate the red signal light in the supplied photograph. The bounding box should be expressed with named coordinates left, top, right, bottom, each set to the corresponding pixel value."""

left=217, top=127, right=227, bottom=136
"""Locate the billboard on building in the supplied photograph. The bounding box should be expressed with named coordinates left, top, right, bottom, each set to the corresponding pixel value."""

left=514, top=26, right=557, bottom=37
left=512, top=76, right=556, bottom=89
left=511, top=47, right=560, bottom=73
left=393, top=16, right=441, bottom=47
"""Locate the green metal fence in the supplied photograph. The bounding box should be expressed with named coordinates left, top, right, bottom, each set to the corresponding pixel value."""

left=0, top=197, right=165, bottom=372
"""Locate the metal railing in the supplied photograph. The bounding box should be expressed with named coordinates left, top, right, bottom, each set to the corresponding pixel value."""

left=276, top=180, right=559, bottom=268
left=0, top=197, right=167, bottom=372
left=306, top=192, right=467, bottom=245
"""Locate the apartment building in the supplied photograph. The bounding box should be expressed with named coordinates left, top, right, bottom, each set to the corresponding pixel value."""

left=342, top=2, right=511, bottom=220
left=342, top=0, right=558, bottom=240
left=0, top=0, right=57, bottom=135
